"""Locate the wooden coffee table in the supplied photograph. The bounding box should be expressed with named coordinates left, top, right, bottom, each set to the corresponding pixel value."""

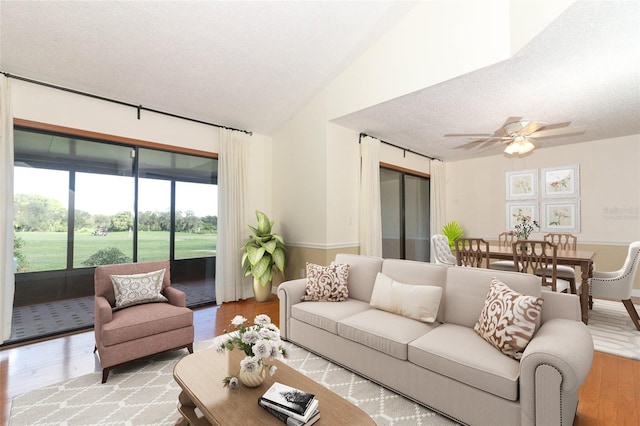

left=173, top=347, right=375, bottom=425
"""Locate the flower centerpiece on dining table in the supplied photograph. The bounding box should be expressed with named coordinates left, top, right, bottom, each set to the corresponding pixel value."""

left=513, top=209, right=540, bottom=240
left=217, top=314, right=286, bottom=388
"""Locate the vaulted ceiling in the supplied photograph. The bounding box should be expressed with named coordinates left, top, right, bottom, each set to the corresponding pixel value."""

left=1, top=1, right=639, bottom=161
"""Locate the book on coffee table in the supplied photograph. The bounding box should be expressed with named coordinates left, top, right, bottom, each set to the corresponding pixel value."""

left=259, top=399, right=320, bottom=426
left=260, top=382, right=318, bottom=423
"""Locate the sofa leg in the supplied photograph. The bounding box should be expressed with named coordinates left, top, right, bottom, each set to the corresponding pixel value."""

left=187, top=343, right=194, bottom=354
left=102, top=368, right=111, bottom=384
left=622, top=299, right=640, bottom=331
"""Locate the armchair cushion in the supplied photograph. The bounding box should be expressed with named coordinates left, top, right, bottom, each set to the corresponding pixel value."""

left=110, top=268, right=168, bottom=309
left=101, top=302, right=193, bottom=347
left=474, top=278, right=543, bottom=360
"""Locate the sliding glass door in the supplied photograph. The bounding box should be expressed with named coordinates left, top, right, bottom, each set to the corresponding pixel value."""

left=380, top=167, right=430, bottom=261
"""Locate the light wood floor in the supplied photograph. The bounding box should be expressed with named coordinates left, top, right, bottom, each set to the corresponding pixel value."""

left=1, top=294, right=638, bottom=426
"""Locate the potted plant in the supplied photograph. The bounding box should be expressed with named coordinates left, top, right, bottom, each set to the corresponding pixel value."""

left=442, top=220, right=464, bottom=251
left=242, top=210, right=286, bottom=302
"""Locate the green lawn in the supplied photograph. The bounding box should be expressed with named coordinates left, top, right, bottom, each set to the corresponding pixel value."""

left=16, top=231, right=217, bottom=272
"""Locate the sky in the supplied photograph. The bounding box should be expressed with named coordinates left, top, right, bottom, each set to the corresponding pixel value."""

left=14, top=167, right=217, bottom=217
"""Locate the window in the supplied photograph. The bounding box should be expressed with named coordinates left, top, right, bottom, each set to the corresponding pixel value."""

left=13, top=127, right=218, bottom=307
left=380, top=167, right=430, bottom=261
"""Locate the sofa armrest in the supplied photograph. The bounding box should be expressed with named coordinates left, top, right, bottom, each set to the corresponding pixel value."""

left=163, top=285, right=187, bottom=307
left=277, top=278, right=307, bottom=340
left=519, top=318, right=594, bottom=424
left=94, top=295, right=113, bottom=345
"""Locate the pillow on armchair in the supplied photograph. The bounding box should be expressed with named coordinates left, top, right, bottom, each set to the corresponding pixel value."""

left=110, top=268, right=168, bottom=309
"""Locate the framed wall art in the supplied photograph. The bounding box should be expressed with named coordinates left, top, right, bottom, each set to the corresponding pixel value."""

left=541, top=199, right=581, bottom=232
left=541, top=165, right=579, bottom=198
left=506, top=202, right=539, bottom=230
left=506, top=169, right=538, bottom=200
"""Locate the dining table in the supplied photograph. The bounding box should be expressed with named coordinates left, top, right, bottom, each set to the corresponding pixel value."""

left=487, top=245, right=596, bottom=325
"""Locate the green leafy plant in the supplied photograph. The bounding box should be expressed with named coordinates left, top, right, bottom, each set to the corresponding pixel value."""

left=242, top=210, right=286, bottom=287
left=82, top=247, right=132, bottom=266
left=442, top=221, right=464, bottom=250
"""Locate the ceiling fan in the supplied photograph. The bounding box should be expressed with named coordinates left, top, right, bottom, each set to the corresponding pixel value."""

left=445, top=117, right=586, bottom=154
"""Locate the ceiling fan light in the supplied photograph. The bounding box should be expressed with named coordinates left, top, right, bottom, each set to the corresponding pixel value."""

left=504, top=137, right=535, bottom=154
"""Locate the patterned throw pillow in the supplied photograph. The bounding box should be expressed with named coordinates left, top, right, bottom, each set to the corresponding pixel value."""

left=301, top=262, right=350, bottom=302
left=473, top=278, right=543, bottom=360
left=110, top=269, right=168, bottom=309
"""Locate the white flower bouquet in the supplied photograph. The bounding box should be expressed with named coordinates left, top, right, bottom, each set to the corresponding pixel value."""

left=217, top=314, right=286, bottom=388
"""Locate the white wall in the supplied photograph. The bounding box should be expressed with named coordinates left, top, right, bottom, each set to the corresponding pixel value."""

left=273, top=0, right=563, bottom=248
left=444, top=135, right=640, bottom=244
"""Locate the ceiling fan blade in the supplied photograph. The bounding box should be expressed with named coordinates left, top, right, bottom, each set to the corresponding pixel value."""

left=453, top=140, right=486, bottom=150
left=520, top=121, right=546, bottom=135
left=501, top=117, right=523, bottom=127
left=444, top=133, right=493, bottom=137
left=531, top=126, right=587, bottom=139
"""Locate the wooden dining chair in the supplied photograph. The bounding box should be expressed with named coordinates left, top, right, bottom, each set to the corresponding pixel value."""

left=534, top=233, right=578, bottom=293
left=512, top=240, right=573, bottom=293
left=489, top=231, right=521, bottom=271
left=455, top=238, right=490, bottom=268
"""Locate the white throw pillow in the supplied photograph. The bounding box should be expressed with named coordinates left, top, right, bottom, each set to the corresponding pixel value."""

left=369, top=272, right=442, bottom=323
left=110, top=268, right=168, bottom=309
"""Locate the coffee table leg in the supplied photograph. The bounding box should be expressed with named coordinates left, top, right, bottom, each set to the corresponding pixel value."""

left=176, top=390, right=201, bottom=426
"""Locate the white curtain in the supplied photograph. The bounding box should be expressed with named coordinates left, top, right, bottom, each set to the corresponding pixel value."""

left=359, top=136, right=382, bottom=257
left=430, top=159, right=446, bottom=262
left=215, top=128, right=251, bottom=303
left=0, top=75, right=15, bottom=343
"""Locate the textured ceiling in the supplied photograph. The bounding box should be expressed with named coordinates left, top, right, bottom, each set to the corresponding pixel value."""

left=1, top=1, right=639, bottom=162
left=0, top=1, right=413, bottom=134
left=333, top=0, right=640, bottom=160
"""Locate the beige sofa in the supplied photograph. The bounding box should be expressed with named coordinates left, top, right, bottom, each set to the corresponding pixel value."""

left=277, top=254, right=594, bottom=426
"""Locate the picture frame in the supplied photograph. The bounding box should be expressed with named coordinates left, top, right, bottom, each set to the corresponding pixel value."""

left=506, top=202, right=539, bottom=230
left=541, top=199, right=581, bottom=232
left=505, top=169, right=538, bottom=200
left=541, top=165, right=580, bottom=198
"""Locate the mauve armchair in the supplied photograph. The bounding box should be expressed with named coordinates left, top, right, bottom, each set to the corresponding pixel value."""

left=94, top=260, right=194, bottom=383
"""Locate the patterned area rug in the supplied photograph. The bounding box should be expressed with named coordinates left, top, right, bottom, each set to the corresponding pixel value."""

left=10, top=339, right=458, bottom=426
left=587, top=299, right=640, bottom=360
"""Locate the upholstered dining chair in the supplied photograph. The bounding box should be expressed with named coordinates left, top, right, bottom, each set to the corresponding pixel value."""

left=589, top=241, right=640, bottom=330
left=488, top=231, right=521, bottom=271
left=512, top=240, right=574, bottom=293
left=432, top=234, right=456, bottom=266
left=534, top=233, right=578, bottom=294
left=94, top=260, right=194, bottom=383
left=455, top=238, right=490, bottom=268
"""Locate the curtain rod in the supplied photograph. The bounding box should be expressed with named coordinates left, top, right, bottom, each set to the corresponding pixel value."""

left=1, top=71, right=253, bottom=136
left=359, top=133, right=439, bottom=161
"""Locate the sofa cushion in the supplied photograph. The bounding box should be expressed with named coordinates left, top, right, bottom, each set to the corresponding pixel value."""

left=291, top=299, right=371, bottom=334
left=110, top=269, right=168, bottom=309
left=474, top=278, right=543, bottom=360
left=443, top=267, right=541, bottom=328
left=338, top=309, right=438, bottom=360
left=408, top=323, right=521, bottom=401
left=334, top=254, right=383, bottom=303
left=301, top=262, right=349, bottom=302
left=101, top=302, right=193, bottom=347
left=370, top=272, right=442, bottom=323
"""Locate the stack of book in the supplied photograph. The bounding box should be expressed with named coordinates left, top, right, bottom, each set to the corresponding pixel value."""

left=258, top=381, right=320, bottom=425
